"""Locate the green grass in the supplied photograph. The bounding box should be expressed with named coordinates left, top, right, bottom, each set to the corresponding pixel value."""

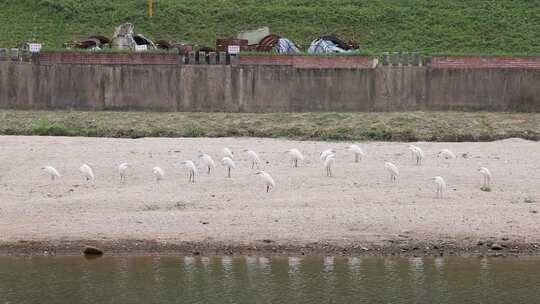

left=1, top=110, right=539, bottom=142
left=1, top=1, right=539, bottom=54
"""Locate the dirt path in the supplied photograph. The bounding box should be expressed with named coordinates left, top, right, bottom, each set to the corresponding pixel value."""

left=0, top=136, right=539, bottom=256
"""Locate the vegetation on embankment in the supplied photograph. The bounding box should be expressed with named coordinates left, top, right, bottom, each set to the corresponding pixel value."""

left=1, top=0, right=539, bottom=54
left=0, top=110, right=538, bottom=142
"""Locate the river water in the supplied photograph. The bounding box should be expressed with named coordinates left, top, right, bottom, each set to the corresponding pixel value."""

left=1, top=256, right=539, bottom=303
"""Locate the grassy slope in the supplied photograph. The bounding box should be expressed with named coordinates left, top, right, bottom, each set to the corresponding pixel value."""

left=1, top=110, right=538, bottom=142
left=0, top=0, right=539, bottom=54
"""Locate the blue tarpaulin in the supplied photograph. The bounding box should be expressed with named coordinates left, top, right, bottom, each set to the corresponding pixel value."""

left=275, top=38, right=300, bottom=54
left=308, top=38, right=352, bottom=54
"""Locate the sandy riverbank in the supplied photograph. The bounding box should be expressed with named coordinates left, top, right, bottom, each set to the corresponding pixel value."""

left=0, top=136, right=539, bottom=256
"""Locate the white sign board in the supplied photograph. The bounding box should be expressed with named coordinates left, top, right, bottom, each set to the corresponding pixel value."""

left=227, top=45, right=240, bottom=55
left=28, top=43, right=42, bottom=53
left=135, top=44, right=148, bottom=52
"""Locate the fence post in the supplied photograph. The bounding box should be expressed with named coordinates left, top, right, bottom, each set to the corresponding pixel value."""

left=177, top=54, right=185, bottom=65
left=198, top=52, right=207, bottom=64
left=208, top=52, right=217, bottom=65
left=10, top=48, right=19, bottom=61
left=230, top=54, right=239, bottom=66
left=0, top=48, right=7, bottom=61
left=391, top=52, right=399, bottom=66
left=219, top=52, right=227, bottom=65
left=382, top=52, right=389, bottom=66
left=412, top=52, right=420, bottom=66
left=31, top=52, right=40, bottom=64
left=402, top=51, right=409, bottom=66
left=188, top=51, right=196, bottom=64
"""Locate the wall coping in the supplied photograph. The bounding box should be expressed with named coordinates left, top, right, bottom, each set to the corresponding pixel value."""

left=429, top=55, right=540, bottom=69
left=6, top=51, right=538, bottom=69
left=38, top=52, right=180, bottom=65
left=238, top=55, right=378, bottom=69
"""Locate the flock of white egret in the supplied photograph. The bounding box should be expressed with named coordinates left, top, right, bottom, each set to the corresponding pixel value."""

left=40, top=143, right=493, bottom=197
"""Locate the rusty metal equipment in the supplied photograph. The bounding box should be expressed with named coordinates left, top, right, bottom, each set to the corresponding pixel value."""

left=64, top=35, right=111, bottom=50
left=73, top=38, right=102, bottom=49
left=172, top=43, right=194, bottom=56
left=155, top=40, right=193, bottom=56
left=256, top=34, right=280, bottom=52
left=155, top=40, right=172, bottom=49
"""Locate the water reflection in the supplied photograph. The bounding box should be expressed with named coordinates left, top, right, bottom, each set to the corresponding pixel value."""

left=221, top=256, right=233, bottom=273
left=1, top=256, right=540, bottom=304
left=434, top=256, right=445, bottom=271
left=184, top=256, right=195, bottom=271
left=258, top=257, right=270, bottom=273
left=200, top=256, right=210, bottom=270
left=288, top=257, right=301, bottom=274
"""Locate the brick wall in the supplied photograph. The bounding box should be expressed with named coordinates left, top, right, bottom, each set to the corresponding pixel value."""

left=430, top=56, right=540, bottom=69
left=238, top=55, right=294, bottom=66
left=238, top=55, right=376, bottom=69
left=38, top=52, right=179, bottom=65
left=34, top=52, right=540, bottom=69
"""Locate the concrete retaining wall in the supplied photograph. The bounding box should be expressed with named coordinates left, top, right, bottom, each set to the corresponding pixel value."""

left=1, top=61, right=539, bottom=112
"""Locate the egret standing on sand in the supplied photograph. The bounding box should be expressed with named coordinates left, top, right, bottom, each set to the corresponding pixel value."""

left=152, top=166, right=164, bottom=183
left=385, top=162, right=399, bottom=182
left=408, top=145, right=424, bottom=165
left=222, top=147, right=234, bottom=159
left=432, top=176, right=447, bottom=198
left=244, top=149, right=261, bottom=169
left=286, top=148, right=304, bottom=168
left=346, top=144, right=365, bottom=163
left=221, top=157, right=236, bottom=178
left=118, top=163, right=130, bottom=181
left=478, top=167, right=492, bottom=188
left=42, top=166, right=61, bottom=180
left=179, top=160, right=198, bottom=183
left=198, top=153, right=216, bottom=174
left=438, top=149, right=456, bottom=160
left=323, top=154, right=336, bottom=177
left=320, top=149, right=336, bottom=162
left=79, top=164, right=95, bottom=181
left=255, top=171, right=275, bottom=192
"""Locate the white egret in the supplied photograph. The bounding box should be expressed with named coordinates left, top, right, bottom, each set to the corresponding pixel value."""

left=152, top=166, right=164, bottom=183
left=255, top=170, right=275, bottom=192
left=408, top=145, right=424, bottom=165
left=438, top=149, right=456, bottom=159
left=323, top=154, right=336, bottom=177
left=79, top=164, right=95, bottom=181
left=432, top=176, right=447, bottom=198
left=385, top=162, right=399, bottom=182
left=118, top=163, right=130, bottom=181
left=179, top=160, right=198, bottom=183
left=42, top=166, right=61, bottom=180
left=286, top=148, right=304, bottom=168
left=478, top=167, right=492, bottom=187
left=244, top=149, right=261, bottom=169
left=222, top=147, right=234, bottom=159
left=408, top=144, right=417, bottom=160
left=221, top=157, right=236, bottom=178
left=320, top=149, right=336, bottom=162
left=198, top=153, right=216, bottom=174
left=346, top=144, right=365, bottom=163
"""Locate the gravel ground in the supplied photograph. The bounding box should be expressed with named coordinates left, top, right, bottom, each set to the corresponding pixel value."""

left=0, top=136, right=539, bottom=255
